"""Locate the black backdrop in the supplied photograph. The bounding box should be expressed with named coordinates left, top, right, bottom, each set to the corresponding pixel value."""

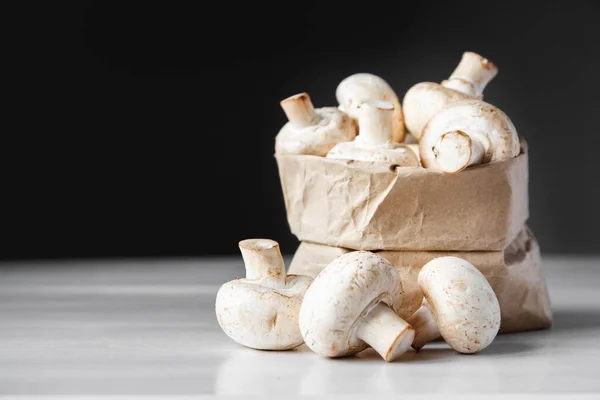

left=3, top=1, right=598, bottom=259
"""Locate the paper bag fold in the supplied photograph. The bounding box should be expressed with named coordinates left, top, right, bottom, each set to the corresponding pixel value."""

left=288, top=227, right=552, bottom=334
left=276, top=142, right=529, bottom=251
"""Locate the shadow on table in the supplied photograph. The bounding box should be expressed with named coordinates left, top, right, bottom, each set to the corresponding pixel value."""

left=547, top=309, right=600, bottom=333
left=341, top=341, right=537, bottom=363
left=408, top=342, right=537, bottom=361
left=480, top=342, right=537, bottom=356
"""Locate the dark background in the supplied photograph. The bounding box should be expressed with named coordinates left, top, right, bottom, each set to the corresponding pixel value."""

left=3, top=1, right=598, bottom=259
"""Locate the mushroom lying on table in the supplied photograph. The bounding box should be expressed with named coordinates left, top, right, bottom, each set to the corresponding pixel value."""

left=403, top=51, right=498, bottom=140
left=299, top=251, right=415, bottom=362
left=419, top=99, right=520, bottom=173
left=406, top=256, right=501, bottom=354
left=336, top=73, right=405, bottom=143
left=215, top=239, right=313, bottom=350
left=275, top=92, right=357, bottom=156
left=326, top=100, right=419, bottom=166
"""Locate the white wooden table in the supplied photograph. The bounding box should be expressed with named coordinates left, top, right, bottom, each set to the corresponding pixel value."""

left=1, top=256, right=599, bottom=398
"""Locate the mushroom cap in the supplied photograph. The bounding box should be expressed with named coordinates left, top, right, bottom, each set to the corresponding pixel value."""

left=326, top=141, right=419, bottom=167
left=215, top=274, right=312, bottom=350
left=402, top=82, right=468, bottom=140
left=298, top=251, right=407, bottom=357
left=419, top=99, right=520, bottom=170
left=418, top=256, right=501, bottom=353
left=336, top=73, right=405, bottom=143
left=275, top=107, right=356, bottom=157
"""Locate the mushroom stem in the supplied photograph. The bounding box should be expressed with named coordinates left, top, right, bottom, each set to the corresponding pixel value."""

left=356, top=303, right=415, bottom=362
left=431, top=130, right=486, bottom=173
left=280, top=93, right=319, bottom=128
left=355, top=99, right=395, bottom=147
left=407, top=144, right=421, bottom=163
left=238, top=239, right=286, bottom=289
left=406, top=299, right=441, bottom=351
left=442, top=52, right=498, bottom=97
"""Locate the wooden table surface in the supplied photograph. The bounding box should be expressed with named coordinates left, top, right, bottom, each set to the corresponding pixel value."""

left=1, top=256, right=599, bottom=398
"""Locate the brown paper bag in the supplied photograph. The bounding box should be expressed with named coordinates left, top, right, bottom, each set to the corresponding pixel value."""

left=276, top=142, right=529, bottom=252
left=288, top=227, right=552, bottom=334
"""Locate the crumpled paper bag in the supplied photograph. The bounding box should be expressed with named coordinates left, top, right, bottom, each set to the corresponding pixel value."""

left=276, top=141, right=529, bottom=251
left=288, top=227, right=552, bottom=334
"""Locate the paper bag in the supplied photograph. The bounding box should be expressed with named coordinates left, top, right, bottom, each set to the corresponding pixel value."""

left=288, top=227, right=552, bottom=334
left=276, top=142, right=529, bottom=251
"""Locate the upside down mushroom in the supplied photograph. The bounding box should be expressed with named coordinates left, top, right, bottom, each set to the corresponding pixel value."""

left=406, top=256, right=501, bottom=354
left=403, top=51, right=498, bottom=140
left=326, top=100, right=419, bottom=166
left=215, top=239, right=313, bottom=350
left=299, top=251, right=415, bottom=362
left=336, top=73, right=406, bottom=143
left=275, top=92, right=357, bottom=156
left=419, top=99, right=520, bottom=173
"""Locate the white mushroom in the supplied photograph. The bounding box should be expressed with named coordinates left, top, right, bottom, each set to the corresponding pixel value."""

left=403, top=52, right=498, bottom=140
left=336, top=73, right=405, bottom=143
left=419, top=99, right=520, bottom=173
left=215, top=239, right=313, bottom=350
left=275, top=92, right=357, bottom=156
left=299, top=251, right=415, bottom=362
left=406, top=256, right=501, bottom=354
left=326, top=100, right=419, bottom=166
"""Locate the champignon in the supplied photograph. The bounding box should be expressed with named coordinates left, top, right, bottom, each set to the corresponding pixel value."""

left=215, top=239, right=313, bottom=350
left=275, top=92, right=357, bottom=157
left=299, top=251, right=415, bottom=362
left=326, top=100, right=419, bottom=166
left=406, top=256, right=501, bottom=353
left=419, top=99, right=520, bottom=173
left=336, top=73, right=405, bottom=143
left=403, top=52, right=498, bottom=140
